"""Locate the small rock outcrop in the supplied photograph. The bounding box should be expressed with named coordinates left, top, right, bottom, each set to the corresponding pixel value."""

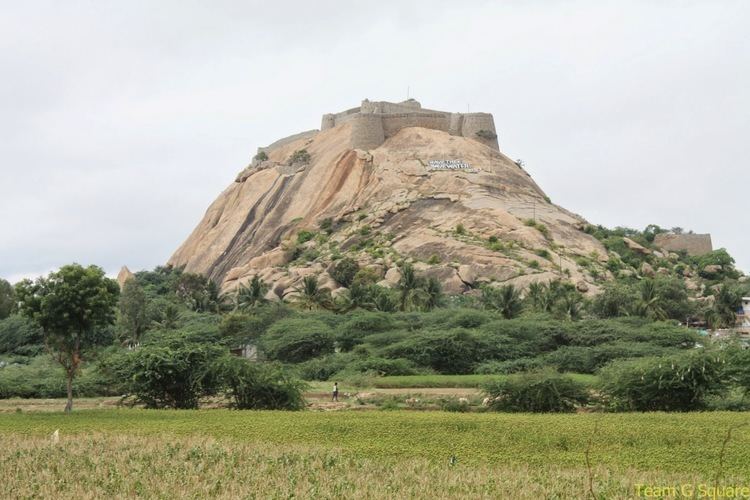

left=117, top=266, right=135, bottom=290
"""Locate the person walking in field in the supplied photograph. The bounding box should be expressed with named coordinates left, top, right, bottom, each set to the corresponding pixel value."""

left=332, top=382, right=339, bottom=402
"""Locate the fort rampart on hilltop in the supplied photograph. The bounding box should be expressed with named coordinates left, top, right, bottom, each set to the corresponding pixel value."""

left=258, top=99, right=499, bottom=155
left=322, top=99, right=499, bottom=151
left=654, top=233, right=713, bottom=256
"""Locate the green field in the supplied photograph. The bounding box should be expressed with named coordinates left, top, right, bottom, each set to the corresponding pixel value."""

left=367, top=373, right=598, bottom=388
left=2, top=409, right=749, bottom=498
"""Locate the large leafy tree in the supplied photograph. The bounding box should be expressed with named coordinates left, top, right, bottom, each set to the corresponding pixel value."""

left=0, top=278, right=14, bottom=319
left=15, top=264, right=119, bottom=412
left=117, top=278, right=149, bottom=347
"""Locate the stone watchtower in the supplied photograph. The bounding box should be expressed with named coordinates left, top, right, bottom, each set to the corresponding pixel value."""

left=320, top=99, right=499, bottom=151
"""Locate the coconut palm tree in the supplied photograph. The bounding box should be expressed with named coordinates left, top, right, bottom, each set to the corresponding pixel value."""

left=482, top=284, right=523, bottom=319
left=292, top=275, right=331, bottom=310
left=397, top=263, right=424, bottom=311
left=235, top=275, right=269, bottom=311
left=633, top=279, right=667, bottom=321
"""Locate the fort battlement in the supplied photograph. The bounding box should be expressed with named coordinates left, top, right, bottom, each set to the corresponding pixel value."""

left=654, top=233, right=713, bottom=256
left=321, top=99, right=499, bottom=151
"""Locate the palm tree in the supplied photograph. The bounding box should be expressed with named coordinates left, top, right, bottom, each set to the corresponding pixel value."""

left=482, top=284, right=523, bottom=319
left=422, top=277, right=443, bottom=311
left=713, top=285, right=741, bottom=328
left=235, top=275, right=269, bottom=311
left=151, top=303, right=180, bottom=330
left=397, top=263, right=424, bottom=311
left=292, top=275, right=331, bottom=310
left=633, top=279, right=666, bottom=321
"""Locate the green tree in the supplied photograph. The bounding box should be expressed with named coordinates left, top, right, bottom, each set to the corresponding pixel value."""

left=216, top=357, right=306, bottom=410
left=710, top=284, right=741, bottom=328
left=397, top=263, right=425, bottom=311
left=292, top=275, right=331, bottom=310
left=117, top=279, right=149, bottom=347
left=104, top=331, right=225, bottom=409
left=15, top=264, right=119, bottom=412
left=261, top=318, right=334, bottom=362
left=422, top=277, right=444, bottom=311
left=234, top=275, right=269, bottom=311
left=330, top=258, right=360, bottom=287
left=481, top=285, right=523, bottom=319
left=173, top=272, right=220, bottom=312
left=632, top=279, right=667, bottom=321
left=0, top=278, right=15, bottom=319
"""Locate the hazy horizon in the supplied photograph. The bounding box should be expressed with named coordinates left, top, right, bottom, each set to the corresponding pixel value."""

left=1, top=1, right=748, bottom=283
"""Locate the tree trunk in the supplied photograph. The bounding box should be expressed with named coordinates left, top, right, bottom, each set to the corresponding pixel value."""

left=64, top=372, right=73, bottom=413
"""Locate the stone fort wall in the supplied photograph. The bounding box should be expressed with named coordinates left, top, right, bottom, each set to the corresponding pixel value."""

left=654, top=233, right=713, bottom=256
left=321, top=99, right=499, bottom=151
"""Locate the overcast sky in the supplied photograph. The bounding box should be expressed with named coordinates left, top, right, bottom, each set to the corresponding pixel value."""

left=1, top=1, right=748, bottom=283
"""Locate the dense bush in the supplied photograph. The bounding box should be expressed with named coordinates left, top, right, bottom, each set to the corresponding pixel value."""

left=103, top=332, right=226, bottom=409
left=483, top=371, right=590, bottom=412
left=386, top=329, right=489, bottom=374
left=330, top=258, right=360, bottom=287
left=0, top=316, right=43, bottom=356
left=335, top=311, right=394, bottom=351
left=0, top=356, right=113, bottom=399
left=217, top=357, right=306, bottom=410
left=261, top=319, right=334, bottom=363
left=598, top=351, right=725, bottom=411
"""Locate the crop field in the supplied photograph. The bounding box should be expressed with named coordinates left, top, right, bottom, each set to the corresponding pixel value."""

left=368, top=373, right=599, bottom=388
left=2, top=409, right=749, bottom=498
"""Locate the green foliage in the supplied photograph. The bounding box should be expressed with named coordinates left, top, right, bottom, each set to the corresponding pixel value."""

left=454, top=224, right=466, bottom=235
left=599, top=351, right=725, bottom=411
left=481, top=285, right=522, bottom=319
left=103, top=331, right=226, bottom=409
left=216, top=358, right=306, bottom=410
left=218, top=312, right=265, bottom=345
left=117, top=279, right=149, bottom=347
left=386, top=329, right=488, bottom=374
left=335, top=311, right=394, bottom=351
left=288, top=149, right=311, bottom=165
left=0, top=316, right=43, bottom=356
left=330, top=258, right=359, bottom=287
left=14, top=264, right=119, bottom=411
left=291, top=275, right=331, bottom=310
left=483, top=370, right=590, bottom=412
left=0, top=278, right=14, bottom=319
left=318, top=217, right=334, bottom=235
left=233, top=275, right=269, bottom=311
left=296, top=230, right=316, bottom=244
left=262, top=318, right=334, bottom=363
left=173, top=273, right=220, bottom=312
left=0, top=355, right=114, bottom=399
left=253, top=150, right=268, bottom=162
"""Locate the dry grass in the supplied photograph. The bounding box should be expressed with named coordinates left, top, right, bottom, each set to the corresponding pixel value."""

left=2, top=433, right=744, bottom=499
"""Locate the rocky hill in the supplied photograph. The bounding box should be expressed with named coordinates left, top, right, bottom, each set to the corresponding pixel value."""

left=169, top=100, right=613, bottom=299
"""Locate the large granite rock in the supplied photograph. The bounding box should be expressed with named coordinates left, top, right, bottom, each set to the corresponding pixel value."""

left=169, top=122, right=607, bottom=295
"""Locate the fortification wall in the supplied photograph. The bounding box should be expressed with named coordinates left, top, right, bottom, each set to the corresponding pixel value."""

left=322, top=100, right=499, bottom=151
left=460, top=113, right=499, bottom=149
left=654, top=233, right=713, bottom=256
left=361, top=99, right=422, bottom=114
left=349, top=114, right=385, bottom=150
left=380, top=113, right=451, bottom=138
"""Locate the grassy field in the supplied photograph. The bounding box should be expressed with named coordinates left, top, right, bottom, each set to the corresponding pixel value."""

left=2, top=409, right=749, bottom=498
left=366, top=373, right=598, bottom=388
